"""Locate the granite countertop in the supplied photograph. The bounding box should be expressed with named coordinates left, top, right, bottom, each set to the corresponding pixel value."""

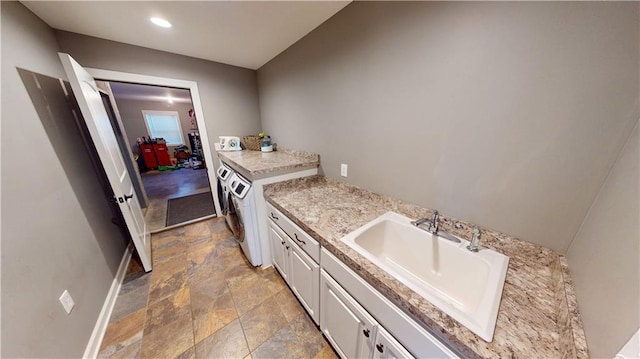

left=263, top=175, right=589, bottom=359
left=217, top=147, right=319, bottom=181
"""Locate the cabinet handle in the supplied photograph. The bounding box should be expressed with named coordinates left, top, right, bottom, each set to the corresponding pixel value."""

left=376, top=343, right=384, bottom=353
left=362, top=329, right=370, bottom=338
left=294, top=233, right=306, bottom=245
left=271, top=213, right=279, bottom=220
left=285, top=245, right=290, bottom=250
left=280, top=240, right=285, bottom=246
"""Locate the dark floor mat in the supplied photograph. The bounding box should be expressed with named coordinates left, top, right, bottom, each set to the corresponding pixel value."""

left=166, top=192, right=216, bottom=226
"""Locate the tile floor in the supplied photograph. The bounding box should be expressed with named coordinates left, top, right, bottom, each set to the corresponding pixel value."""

left=141, top=168, right=212, bottom=232
left=98, top=217, right=337, bottom=359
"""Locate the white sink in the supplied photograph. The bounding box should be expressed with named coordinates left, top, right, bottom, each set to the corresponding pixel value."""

left=340, top=212, right=509, bottom=342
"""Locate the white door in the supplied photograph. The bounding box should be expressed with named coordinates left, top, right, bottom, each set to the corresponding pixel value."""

left=288, top=238, right=320, bottom=324
left=59, top=53, right=152, bottom=272
left=268, top=222, right=289, bottom=282
left=320, top=270, right=377, bottom=359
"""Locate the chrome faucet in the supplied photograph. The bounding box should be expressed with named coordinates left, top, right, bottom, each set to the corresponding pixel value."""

left=411, top=210, right=462, bottom=243
left=410, top=210, right=439, bottom=232
left=427, top=210, right=439, bottom=234
left=467, top=227, right=481, bottom=252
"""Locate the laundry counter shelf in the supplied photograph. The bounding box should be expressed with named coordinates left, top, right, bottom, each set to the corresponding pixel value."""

left=216, top=148, right=320, bottom=268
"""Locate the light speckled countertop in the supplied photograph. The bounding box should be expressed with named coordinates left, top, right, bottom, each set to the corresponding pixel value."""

left=217, top=148, right=319, bottom=181
left=263, top=176, right=589, bottom=359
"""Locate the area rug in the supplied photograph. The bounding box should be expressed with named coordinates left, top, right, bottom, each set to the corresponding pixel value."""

left=166, top=192, right=216, bottom=226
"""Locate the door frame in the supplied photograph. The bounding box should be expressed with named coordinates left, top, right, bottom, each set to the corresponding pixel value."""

left=86, top=68, right=222, bottom=216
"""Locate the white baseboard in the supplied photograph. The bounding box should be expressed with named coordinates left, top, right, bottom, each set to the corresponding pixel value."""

left=82, top=243, right=133, bottom=359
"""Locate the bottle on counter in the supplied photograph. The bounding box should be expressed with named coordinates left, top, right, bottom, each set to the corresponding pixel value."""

left=261, top=136, right=273, bottom=152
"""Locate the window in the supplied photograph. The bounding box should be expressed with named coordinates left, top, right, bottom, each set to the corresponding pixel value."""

left=142, top=110, right=184, bottom=145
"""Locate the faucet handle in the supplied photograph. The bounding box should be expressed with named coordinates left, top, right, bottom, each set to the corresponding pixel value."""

left=428, top=210, right=439, bottom=233
left=410, top=218, right=429, bottom=227
left=467, top=227, right=481, bottom=252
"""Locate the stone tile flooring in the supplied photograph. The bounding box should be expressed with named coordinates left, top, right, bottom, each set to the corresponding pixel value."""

left=141, top=168, right=212, bottom=232
left=98, top=217, right=337, bottom=359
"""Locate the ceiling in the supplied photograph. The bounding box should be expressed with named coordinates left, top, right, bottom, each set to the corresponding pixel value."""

left=108, top=82, right=193, bottom=104
left=21, top=1, right=351, bottom=70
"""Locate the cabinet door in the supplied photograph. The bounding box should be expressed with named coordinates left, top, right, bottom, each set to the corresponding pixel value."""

left=320, top=270, right=377, bottom=359
left=268, top=222, right=288, bottom=282
left=372, top=326, right=415, bottom=359
left=288, top=237, right=320, bottom=324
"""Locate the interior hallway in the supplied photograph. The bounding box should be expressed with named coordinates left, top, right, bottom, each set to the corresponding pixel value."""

left=98, top=217, right=336, bottom=359
left=141, top=168, right=212, bottom=232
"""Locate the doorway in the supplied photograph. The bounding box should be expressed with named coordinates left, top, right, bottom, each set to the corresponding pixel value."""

left=97, top=80, right=217, bottom=232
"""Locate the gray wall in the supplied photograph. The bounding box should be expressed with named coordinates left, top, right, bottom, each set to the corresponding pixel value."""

left=1, top=2, right=127, bottom=357
left=566, top=121, right=639, bottom=358
left=257, top=3, right=639, bottom=357
left=257, top=1, right=639, bottom=254
left=55, top=30, right=262, bottom=165
left=112, top=97, right=196, bottom=156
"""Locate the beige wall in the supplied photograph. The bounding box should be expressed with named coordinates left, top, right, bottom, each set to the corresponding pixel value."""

left=566, top=121, right=639, bottom=358
left=113, top=97, right=196, bottom=156
left=1, top=2, right=127, bottom=357
left=257, top=1, right=639, bottom=253
left=55, top=30, right=262, bottom=165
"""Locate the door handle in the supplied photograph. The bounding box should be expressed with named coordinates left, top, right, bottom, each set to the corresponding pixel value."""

left=118, top=193, right=134, bottom=203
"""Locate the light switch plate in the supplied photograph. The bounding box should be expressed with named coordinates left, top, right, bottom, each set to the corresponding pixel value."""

left=341, top=164, right=348, bottom=177
left=59, top=290, right=75, bottom=314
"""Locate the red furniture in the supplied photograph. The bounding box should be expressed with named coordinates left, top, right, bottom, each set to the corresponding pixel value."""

left=139, top=143, right=157, bottom=169
left=153, top=143, right=171, bottom=166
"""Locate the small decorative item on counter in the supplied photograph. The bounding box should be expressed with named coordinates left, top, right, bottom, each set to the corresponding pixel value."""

left=243, top=132, right=264, bottom=151
left=260, top=135, right=273, bottom=152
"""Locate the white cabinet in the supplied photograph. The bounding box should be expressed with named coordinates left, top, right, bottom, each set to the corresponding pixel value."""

left=267, top=214, right=320, bottom=324
left=321, top=268, right=415, bottom=359
left=373, top=326, right=414, bottom=359
left=321, top=270, right=377, bottom=359
left=267, top=205, right=458, bottom=359
left=321, top=248, right=458, bottom=359
left=268, top=222, right=288, bottom=282
left=288, top=238, right=319, bottom=322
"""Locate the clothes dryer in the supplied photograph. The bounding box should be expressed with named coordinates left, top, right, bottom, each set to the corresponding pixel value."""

left=216, top=161, right=234, bottom=219
left=226, top=173, right=261, bottom=266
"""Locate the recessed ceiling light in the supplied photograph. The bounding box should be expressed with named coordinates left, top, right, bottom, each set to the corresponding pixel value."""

left=150, top=17, right=172, bottom=28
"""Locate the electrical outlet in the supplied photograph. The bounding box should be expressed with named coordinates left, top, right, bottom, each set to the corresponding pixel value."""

left=341, top=164, right=348, bottom=177
left=59, top=290, right=75, bottom=314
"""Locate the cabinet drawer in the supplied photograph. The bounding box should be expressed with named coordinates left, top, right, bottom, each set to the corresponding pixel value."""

left=267, top=202, right=320, bottom=263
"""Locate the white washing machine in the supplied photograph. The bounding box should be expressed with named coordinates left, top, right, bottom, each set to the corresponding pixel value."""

left=216, top=161, right=234, bottom=221
left=227, top=173, right=261, bottom=266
